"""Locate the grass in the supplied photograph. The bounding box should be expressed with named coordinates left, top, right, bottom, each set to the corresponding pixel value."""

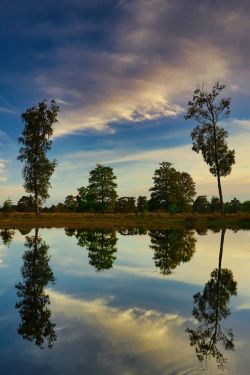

left=0, top=212, right=249, bottom=230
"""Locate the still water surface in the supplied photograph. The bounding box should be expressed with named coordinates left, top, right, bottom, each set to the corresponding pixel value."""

left=0, top=227, right=249, bottom=374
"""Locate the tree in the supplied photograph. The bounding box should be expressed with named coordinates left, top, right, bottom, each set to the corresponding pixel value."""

left=149, top=229, right=196, bottom=275
left=210, top=196, right=221, bottom=212
left=185, top=82, right=235, bottom=213
left=241, top=200, right=250, bottom=212
left=0, top=229, right=15, bottom=246
left=75, top=186, right=94, bottom=212
left=1, top=198, right=15, bottom=213
left=115, top=196, right=136, bottom=213
left=186, top=229, right=237, bottom=369
left=193, top=195, right=209, bottom=213
left=228, top=197, right=241, bottom=213
left=88, top=164, right=118, bottom=212
left=137, top=196, right=148, bottom=212
left=64, top=195, right=77, bottom=212
left=15, top=228, right=56, bottom=348
left=16, top=195, right=35, bottom=212
left=149, top=162, right=196, bottom=212
left=75, top=229, right=117, bottom=271
left=18, top=99, right=59, bottom=215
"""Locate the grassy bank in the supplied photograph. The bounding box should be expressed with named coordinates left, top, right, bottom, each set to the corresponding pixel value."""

left=0, top=212, right=249, bottom=230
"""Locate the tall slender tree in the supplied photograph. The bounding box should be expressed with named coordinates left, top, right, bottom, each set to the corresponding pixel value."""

left=15, top=228, right=56, bottom=349
left=186, top=229, right=237, bottom=368
left=18, top=100, right=59, bottom=215
left=185, top=82, right=235, bottom=213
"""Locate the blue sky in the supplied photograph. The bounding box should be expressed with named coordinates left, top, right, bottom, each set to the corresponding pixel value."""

left=1, top=0, right=250, bottom=204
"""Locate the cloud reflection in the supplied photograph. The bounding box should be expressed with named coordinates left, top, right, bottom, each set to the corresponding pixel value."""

left=48, top=290, right=210, bottom=374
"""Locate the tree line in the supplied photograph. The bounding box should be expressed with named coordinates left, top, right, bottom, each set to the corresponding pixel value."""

left=1, top=82, right=243, bottom=214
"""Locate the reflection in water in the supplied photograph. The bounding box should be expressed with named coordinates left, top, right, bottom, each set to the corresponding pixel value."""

left=149, top=229, right=196, bottom=275
left=75, top=229, right=117, bottom=271
left=15, top=228, right=57, bottom=349
left=186, top=229, right=237, bottom=368
left=0, top=228, right=15, bottom=246
left=118, top=228, right=147, bottom=236
left=18, top=228, right=32, bottom=236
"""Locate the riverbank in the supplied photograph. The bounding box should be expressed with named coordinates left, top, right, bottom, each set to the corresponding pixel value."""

left=0, top=212, right=249, bottom=230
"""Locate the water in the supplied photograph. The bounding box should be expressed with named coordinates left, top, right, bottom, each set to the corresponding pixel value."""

left=0, top=227, right=249, bottom=374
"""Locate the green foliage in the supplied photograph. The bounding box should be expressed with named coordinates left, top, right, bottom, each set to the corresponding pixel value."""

left=185, top=82, right=235, bottom=213
left=18, top=99, right=59, bottom=215
left=0, top=229, right=15, bottom=246
left=210, top=196, right=221, bottom=212
left=193, top=268, right=237, bottom=323
left=16, top=195, right=35, bottom=212
left=187, top=268, right=237, bottom=368
left=64, top=195, right=77, bottom=212
left=241, top=200, right=250, bottom=212
left=1, top=197, right=15, bottom=213
left=15, top=228, right=56, bottom=349
left=149, top=229, right=196, bottom=275
left=186, top=230, right=237, bottom=368
left=115, top=196, right=136, bottom=213
left=88, top=164, right=118, bottom=212
left=48, top=203, right=65, bottom=212
left=149, top=162, right=196, bottom=212
left=193, top=195, right=209, bottom=213
left=75, top=229, right=117, bottom=271
left=137, top=196, right=148, bottom=212
left=76, top=186, right=94, bottom=212
left=226, top=197, right=241, bottom=213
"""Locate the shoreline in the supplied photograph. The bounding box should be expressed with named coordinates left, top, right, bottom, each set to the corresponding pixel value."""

left=0, top=212, right=249, bottom=230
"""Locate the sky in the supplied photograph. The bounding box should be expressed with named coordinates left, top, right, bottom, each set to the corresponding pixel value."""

left=0, top=0, right=250, bottom=205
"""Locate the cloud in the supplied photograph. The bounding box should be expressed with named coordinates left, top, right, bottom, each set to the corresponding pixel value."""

left=52, top=124, right=250, bottom=201
left=2, top=0, right=250, bottom=138
left=29, top=0, right=243, bottom=137
left=49, top=290, right=199, bottom=373
left=43, top=40, right=230, bottom=137
left=0, top=106, right=15, bottom=114
left=0, top=160, right=8, bottom=183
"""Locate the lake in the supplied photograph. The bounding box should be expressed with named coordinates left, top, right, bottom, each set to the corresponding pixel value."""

left=0, top=227, right=249, bottom=374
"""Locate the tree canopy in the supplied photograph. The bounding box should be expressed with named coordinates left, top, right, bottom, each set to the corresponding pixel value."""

left=75, top=229, right=117, bottom=271
left=18, top=99, right=59, bottom=215
left=186, top=229, right=237, bottom=369
left=15, top=228, right=57, bottom=349
left=185, top=82, right=235, bottom=213
left=149, top=162, right=196, bottom=212
left=149, top=229, right=196, bottom=275
left=88, top=164, right=118, bottom=212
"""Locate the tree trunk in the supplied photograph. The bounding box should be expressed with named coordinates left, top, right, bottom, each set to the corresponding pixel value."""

left=212, top=120, right=224, bottom=214
left=35, top=192, right=39, bottom=216
left=216, top=174, right=224, bottom=214
left=214, top=228, right=226, bottom=339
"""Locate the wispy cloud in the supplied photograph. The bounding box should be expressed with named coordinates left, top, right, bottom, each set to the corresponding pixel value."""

left=0, top=106, right=15, bottom=114
left=53, top=128, right=250, bottom=201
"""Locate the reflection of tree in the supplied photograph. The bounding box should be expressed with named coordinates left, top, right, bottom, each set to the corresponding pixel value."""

left=15, top=228, right=56, bottom=349
left=75, top=229, right=117, bottom=271
left=18, top=228, right=32, bottom=236
left=64, top=228, right=76, bottom=237
left=118, top=228, right=147, bottom=236
left=149, top=229, right=196, bottom=275
left=0, top=229, right=15, bottom=246
left=186, top=229, right=237, bottom=368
